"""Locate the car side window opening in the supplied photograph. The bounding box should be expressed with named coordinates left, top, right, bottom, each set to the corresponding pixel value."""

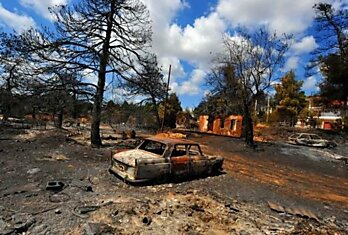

left=305, top=134, right=312, bottom=139
left=171, top=145, right=187, bottom=157
left=188, top=145, right=201, bottom=156
left=299, top=134, right=308, bottom=139
left=310, top=135, right=321, bottom=140
left=139, top=140, right=166, bottom=155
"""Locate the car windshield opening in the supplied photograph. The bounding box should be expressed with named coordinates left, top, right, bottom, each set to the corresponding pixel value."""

left=139, top=140, right=166, bottom=155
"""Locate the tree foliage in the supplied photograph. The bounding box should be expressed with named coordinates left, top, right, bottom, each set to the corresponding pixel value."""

left=312, top=2, right=348, bottom=105
left=313, top=2, right=348, bottom=57
left=159, top=93, right=182, bottom=128
left=319, top=54, right=348, bottom=103
left=194, top=94, right=243, bottom=119
left=274, top=70, right=307, bottom=125
left=203, top=64, right=243, bottom=117
left=102, top=100, right=165, bottom=129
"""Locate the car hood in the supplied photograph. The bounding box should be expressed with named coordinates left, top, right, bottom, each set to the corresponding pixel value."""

left=112, top=149, right=160, bottom=167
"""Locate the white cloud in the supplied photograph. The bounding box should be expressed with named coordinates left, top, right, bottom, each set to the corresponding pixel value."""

left=142, top=0, right=185, bottom=26
left=291, top=36, right=318, bottom=55
left=81, top=69, right=98, bottom=86
left=20, top=0, right=68, bottom=20
left=142, top=0, right=343, bottom=106
left=143, top=0, right=226, bottom=67
left=302, top=76, right=319, bottom=92
left=142, top=0, right=227, bottom=98
left=158, top=56, right=185, bottom=80
left=284, top=56, right=300, bottom=71
left=155, top=12, right=226, bottom=69
left=0, top=3, right=36, bottom=32
left=217, top=0, right=318, bottom=34
left=172, top=69, right=206, bottom=95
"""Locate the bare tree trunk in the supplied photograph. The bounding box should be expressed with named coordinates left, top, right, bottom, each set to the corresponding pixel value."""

left=56, top=108, right=63, bottom=129
left=151, top=96, right=161, bottom=129
left=90, top=77, right=105, bottom=146
left=3, top=96, right=9, bottom=121
left=32, top=107, right=36, bottom=119
left=3, top=73, right=13, bottom=121
left=90, top=0, right=115, bottom=147
left=343, top=83, right=348, bottom=117
left=243, top=101, right=254, bottom=147
left=72, top=91, right=78, bottom=120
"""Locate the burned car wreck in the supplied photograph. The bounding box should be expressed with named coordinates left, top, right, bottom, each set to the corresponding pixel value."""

left=109, top=136, right=224, bottom=183
left=288, top=133, right=337, bottom=148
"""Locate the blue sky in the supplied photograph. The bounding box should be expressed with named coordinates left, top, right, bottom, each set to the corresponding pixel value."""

left=0, top=0, right=346, bottom=108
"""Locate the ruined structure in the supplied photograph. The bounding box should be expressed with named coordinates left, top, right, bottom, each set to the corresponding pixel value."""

left=199, top=115, right=243, bottom=137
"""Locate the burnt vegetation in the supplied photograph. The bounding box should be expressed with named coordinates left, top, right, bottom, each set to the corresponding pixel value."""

left=0, top=1, right=348, bottom=234
left=1, top=1, right=348, bottom=145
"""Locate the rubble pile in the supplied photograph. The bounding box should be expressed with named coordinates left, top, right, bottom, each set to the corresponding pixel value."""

left=67, top=188, right=347, bottom=234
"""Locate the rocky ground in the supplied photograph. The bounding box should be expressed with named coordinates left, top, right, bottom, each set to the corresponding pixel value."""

left=0, top=125, right=347, bottom=235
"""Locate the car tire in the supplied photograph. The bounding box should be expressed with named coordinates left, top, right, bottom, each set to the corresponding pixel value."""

left=209, top=164, right=221, bottom=176
left=327, top=143, right=337, bottom=148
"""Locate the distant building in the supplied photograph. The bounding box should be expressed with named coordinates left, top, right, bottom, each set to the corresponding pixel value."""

left=199, top=115, right=243, bottom=137
left=318, top=112, right=343, bottom=130
left=306, top=96, right=345, bottom=130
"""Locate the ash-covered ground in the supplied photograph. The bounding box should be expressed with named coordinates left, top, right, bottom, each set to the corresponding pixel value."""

left=0, top=126, right=347, bottom=235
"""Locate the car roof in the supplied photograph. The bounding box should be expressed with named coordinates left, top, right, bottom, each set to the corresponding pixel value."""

left=144, top=136, right=199, bottom=145
left=298, top=133, right=319, bottom=136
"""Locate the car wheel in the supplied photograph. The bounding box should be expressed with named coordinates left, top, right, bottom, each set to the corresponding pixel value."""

left=209, top=164, right=221, bottom=176
left=327, top=143, right=337, bottom=148
left=154, top=175, right=168, bottom=184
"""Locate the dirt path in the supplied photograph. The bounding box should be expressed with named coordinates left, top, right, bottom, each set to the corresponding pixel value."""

left=189, top=134, right=348, bottom=215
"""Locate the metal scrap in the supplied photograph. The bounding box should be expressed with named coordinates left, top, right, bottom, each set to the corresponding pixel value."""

left=268, top=201, right=319, bottom=222
left=46, top=181, right=65, bottom=191
left=49, top=192, right=71, bottom=203
left=142, top=217, right=152, bottom=226
left=70, top=179, right=93, bottom=192
left=72, top=201, right=114, bottom=219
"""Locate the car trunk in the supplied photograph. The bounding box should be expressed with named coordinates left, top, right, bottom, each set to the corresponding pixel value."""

left=113, top=149, right=161, bottom=167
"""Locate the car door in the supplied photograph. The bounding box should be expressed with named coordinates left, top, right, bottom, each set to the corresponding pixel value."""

left=309, top=134, right=324, bottom=146
left=298, top=134, right=310, bottom=145
left=170, top=144, right=190, bottom=177
left=188, top=144, right=208, bottom=176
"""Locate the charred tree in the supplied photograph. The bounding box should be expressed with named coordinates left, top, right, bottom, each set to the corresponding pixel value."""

left=209, top=28, right=291, bottom=147
left=2, top=0, right=151, bottom=146
left=0, top=47, right=26, bottom=120
left=122, top=54, right=166, bottom=129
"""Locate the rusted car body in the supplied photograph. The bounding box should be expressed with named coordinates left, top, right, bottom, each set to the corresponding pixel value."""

left=109, top=136, right=223, bottom=183
left=288, top=133, right=336, bottom=148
